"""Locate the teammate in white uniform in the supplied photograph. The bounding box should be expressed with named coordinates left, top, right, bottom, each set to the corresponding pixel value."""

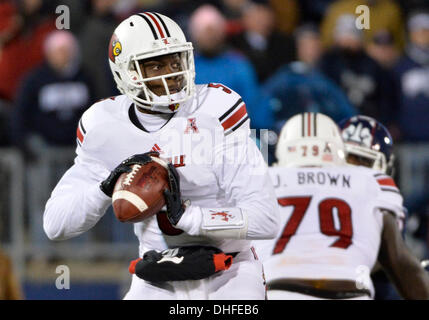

left=43, top=12, right=279, bottom=300
left=255, top=112, right=429, bottom=300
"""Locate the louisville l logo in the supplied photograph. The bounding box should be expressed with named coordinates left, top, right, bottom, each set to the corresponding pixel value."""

left=184, top=118, right=199, bottom=134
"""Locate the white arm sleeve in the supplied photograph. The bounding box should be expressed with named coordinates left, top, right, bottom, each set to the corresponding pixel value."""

left=43, top=154, right=112, bottom=241
left=176, top=124, right=280, bottom=240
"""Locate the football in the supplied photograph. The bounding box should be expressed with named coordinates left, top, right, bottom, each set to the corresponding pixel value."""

left=112, top=157, right=170, bottom=223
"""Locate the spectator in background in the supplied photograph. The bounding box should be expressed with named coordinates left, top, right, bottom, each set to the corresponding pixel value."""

left=392, top=10, right=429, bottom=286
left=263, top=24, right=356, bottom=135
left=321, top=0, right=406, bottom=52
left=10, top=30, right=94, bottom=159
left=366, top=30, right=401, bottom=69
left=318, top=14, right=395, bottom=124
left=190, top=4, right=273, bottom=130
left=0, top=0, right=56, bottom=102
left=295, top=24, right=324, bottom=67
left=229, top=1, right=295, bottom=83
left=79, top=0, right=120, bottom=100
left=364, top=30, right=402, bottom=140
left=262, top=24, right=356, bottom=164
left=393, top=11, right=429, bottom=143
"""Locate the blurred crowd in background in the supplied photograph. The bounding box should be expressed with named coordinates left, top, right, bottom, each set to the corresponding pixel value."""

left=1, top=0, right=428, bottom=146
left=0, top=0, right=429, bottom=299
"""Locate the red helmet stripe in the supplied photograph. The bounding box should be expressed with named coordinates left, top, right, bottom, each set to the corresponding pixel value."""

left=144, top=12, right=165, bottom=39
left=307, top=112, right=312, bottom=136
left=153, top=12, right=171, bottom=37
left=136, top=14, right=158, bottom=39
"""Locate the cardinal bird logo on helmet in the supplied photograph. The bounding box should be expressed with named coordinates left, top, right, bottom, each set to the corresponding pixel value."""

left=109, top=34, right=122, bottom=62
left=168, top=103, right=180, bottom=112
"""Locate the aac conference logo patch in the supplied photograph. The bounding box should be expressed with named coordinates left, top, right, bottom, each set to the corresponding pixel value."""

left=109, top=34, right=122, bottom=62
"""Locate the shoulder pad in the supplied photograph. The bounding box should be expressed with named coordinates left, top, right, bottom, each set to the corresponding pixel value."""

left=76, top=95, right=126, bottom=147
left=371, top=172, right=404, bottom=219
left=373, top=173, right=400, bottom=195
left=203, top=83, right=250, bottom=135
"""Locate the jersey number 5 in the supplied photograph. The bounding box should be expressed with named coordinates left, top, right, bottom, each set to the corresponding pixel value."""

left=273, top=197, right=353, bottom=254
left=208, top=83, right=232, bottom=94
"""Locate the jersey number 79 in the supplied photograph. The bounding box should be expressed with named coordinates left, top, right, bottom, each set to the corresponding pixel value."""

left=273, top=197, right=353, bottom=254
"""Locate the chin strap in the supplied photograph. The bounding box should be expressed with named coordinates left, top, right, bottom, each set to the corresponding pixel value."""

left=134, top=98, right=183, bottom=114
left=132, top=85, right=189, bottom=113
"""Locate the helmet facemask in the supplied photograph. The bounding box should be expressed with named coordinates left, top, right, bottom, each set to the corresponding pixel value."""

left=121, top=49, right=195, bottom=112
left=344, top=143, right=383, bottom=169
left=344, top=143, right=394, bottom=175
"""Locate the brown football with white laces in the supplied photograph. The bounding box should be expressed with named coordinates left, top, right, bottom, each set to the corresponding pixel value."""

left=112, top=157, right=170, bottom=223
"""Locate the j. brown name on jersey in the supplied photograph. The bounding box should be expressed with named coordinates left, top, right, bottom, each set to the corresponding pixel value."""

left=273, top=171, right=351, bottom=188
left=297, top=171, right=351, bottom=188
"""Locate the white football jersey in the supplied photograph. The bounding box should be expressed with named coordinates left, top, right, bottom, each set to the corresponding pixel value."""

left=43, top=83, right=279, bottom=257
left=254, top=165, right=404, bottom=297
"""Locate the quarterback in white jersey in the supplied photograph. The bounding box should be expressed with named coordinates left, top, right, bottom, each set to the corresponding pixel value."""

left=43, top=13, right=279, bottom=300
left=255, top=112, right=429, bottom=300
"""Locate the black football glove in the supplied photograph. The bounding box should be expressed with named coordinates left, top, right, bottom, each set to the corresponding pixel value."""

left=100, top=151, right=159, bottom=197
left=128, top=246, right=234, bottom=282
left=163, top=163, right=186, bottom=225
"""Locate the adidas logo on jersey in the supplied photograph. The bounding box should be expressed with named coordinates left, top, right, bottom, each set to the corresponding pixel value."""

left=151, top=144, right=163, bottom=154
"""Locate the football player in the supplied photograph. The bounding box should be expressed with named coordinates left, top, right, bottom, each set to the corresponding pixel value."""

left=339, top=115, right=413, bottom=300
left=254, top=112, right=429, bottom=299
left=43, top=13, right=279, bottom=299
